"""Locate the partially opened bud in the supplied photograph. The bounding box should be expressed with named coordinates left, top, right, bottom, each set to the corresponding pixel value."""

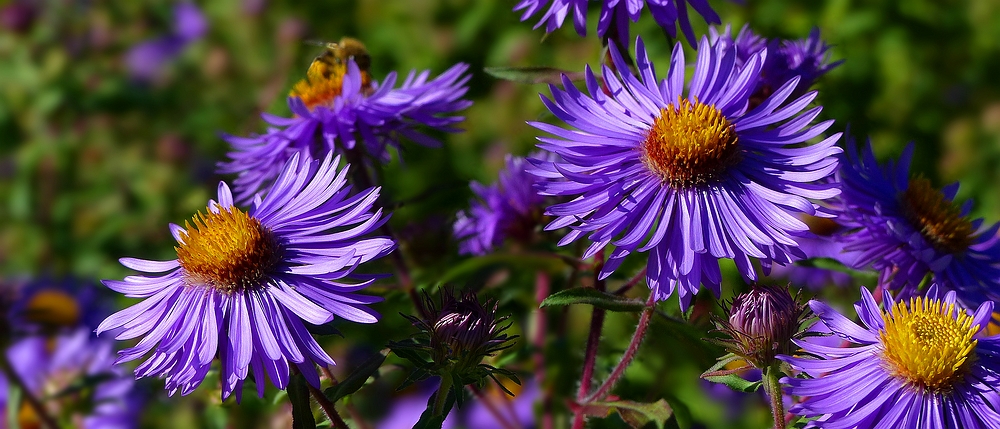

left=713, top=284, right=811, bottom=368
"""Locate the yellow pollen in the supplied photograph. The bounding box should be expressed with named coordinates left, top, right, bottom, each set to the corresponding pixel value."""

left=290, top=57, right=372, bottom=110
left=879, top=297, right=979, bottom=393
left=902, top=177, right=974, bottom=254
left=641, top=98, right=741, bottom=188
left=175, top=206, right=281, bottom=294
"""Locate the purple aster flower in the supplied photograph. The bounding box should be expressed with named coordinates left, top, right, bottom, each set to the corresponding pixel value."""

left=513, top=0, right=724, bottom=49
left=6, top=278, right=111, bottom=333
left=1, top=329, right=141, bottom=429
left=781, top=285, right=1000, bottom=428
left=125, top=2, right=207, bottom=81
left=454, top=153, right=552, bottom=255
left=97, top=153, right=395, bottom=401
left=219, top=39, right=472, bottom=203
left=529, top=36, right=841, bottom=309
left=836, top=139, right=1000, bottom=308
left=709, top=24, right=841, bottom=108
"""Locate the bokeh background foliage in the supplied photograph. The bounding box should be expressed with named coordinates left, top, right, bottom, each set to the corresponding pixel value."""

left=2, top=0, right=1000, bottom=428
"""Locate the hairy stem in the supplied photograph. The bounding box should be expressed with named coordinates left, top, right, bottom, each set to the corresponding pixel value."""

left=572, top=249, right=606, bottom=429
left=307, top=382, right=350, bottom=429
left=321, top=366, right=372, bottom=429
left=763, top=364, right=787, bottom=429
left=533, top=271, right=554, bottom=429
left=583, top=293, right=656, bottom=403
left=0, top=353, right=60, bottom=429
left=433, top=374, right=454, bottom=418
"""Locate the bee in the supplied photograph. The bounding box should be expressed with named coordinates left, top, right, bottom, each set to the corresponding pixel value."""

left=306, top=37, right=372, bottom=78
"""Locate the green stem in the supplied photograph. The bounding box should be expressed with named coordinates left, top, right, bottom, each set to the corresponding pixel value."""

left=433, top=374, right=454, bottom=418
left=763, top=364, right=786, bottom=429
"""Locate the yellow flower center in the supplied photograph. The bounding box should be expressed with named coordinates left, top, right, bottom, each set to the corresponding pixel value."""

left=902, top=178, right=974, bottom=254
left=175, top=207, right=281, bottom=293
left=879, top=297, right=979, bottom=393
left=641, top=99, right=740, bottom=188
left=289, top=53, right=373, bottom=110
left=25, top=290, right=80, bottom=327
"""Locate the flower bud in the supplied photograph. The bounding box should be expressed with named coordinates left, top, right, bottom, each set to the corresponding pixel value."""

left=713, top=284, right=811, bottom=368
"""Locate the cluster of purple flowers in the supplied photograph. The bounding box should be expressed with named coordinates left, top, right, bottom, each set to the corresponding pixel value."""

left=64, top=1, right=1000, bottom=428
left=1, top=280, right=142, bottom=429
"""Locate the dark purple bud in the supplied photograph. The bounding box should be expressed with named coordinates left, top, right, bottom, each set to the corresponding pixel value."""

left=713, top=284, right=811, bottom=368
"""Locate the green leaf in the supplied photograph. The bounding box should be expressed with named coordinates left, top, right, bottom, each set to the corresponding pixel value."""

left=703, top=373, right=763, bottom=393
left=483, top=66, right=586, bottom=85
left=589, top=399, right=675, bottom=429
left=389, top=343, right=430, bottom=366
left=700, top=353, right=762, bottom=393
left=540, top=287, right=646, bottom=312
left=305, top=322, right=343, bottom=337
left=324, top=349, right=389, bottom=403
left=288, top=373, right=317, bottom=429
left=413, top=388, right=455, bottom=429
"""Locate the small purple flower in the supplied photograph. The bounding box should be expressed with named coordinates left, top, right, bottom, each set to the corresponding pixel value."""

left=836, top=139, right=1000, bottom=309
left=513, top=0, right=724, bottom=49
left=98, top=153, right=395, bottom=400
left=6, top=278, right=111, bottom=333
left=781, top=285, right=1000, bottom=428
left=125, top=2, right=207, bottom=81
left=219, top=45, right=472, bottom=203
left=454, top=153, right=550, bottom=255
left=0, top=329, right=141, bottom=429
left=709, top=24, right=841, bottom=107
left=529, top=35, right=841, bottom=309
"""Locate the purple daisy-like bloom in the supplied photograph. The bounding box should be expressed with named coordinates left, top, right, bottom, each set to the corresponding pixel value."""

left=6, top=278, right=111, bottom=333
left=709, top=24, right=841, bottom=107
left=1, top=329, right=141, bottom=429
left=836, top=139, right=1000, bottom=308
left=781, top=285, right=1000, bottom=428
left=219, top=47, right=472, bottom=203
left=454, top=153, right=551, bottom=255
left=98, top=153, right=395, bottom=400
left=513, top=0, right=724, bottom=49
left=529, top=36, right=841, bottom=308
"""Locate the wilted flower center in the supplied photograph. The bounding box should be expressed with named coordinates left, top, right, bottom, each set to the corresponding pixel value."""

left=879, top=297, right=978, bottom=393
left=25, top=290, right=80, bottom=327
left=176, top=207, right=281, bottom=294
left=290, top=54, right=372, bottom=110
left=902, top=178, right=974, bottom=254
left=641, top=98, right=740, bottom=188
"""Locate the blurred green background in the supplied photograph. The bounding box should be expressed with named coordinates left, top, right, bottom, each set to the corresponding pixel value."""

left=2, top=0, right=1000, bottom=428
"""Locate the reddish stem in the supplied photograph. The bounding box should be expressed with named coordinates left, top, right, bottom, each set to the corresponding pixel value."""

left=534, top=271, right=553, bottom=429
left=572, top=249, right=606, bottom=429
left=583, top=293, right=656, bottom=403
